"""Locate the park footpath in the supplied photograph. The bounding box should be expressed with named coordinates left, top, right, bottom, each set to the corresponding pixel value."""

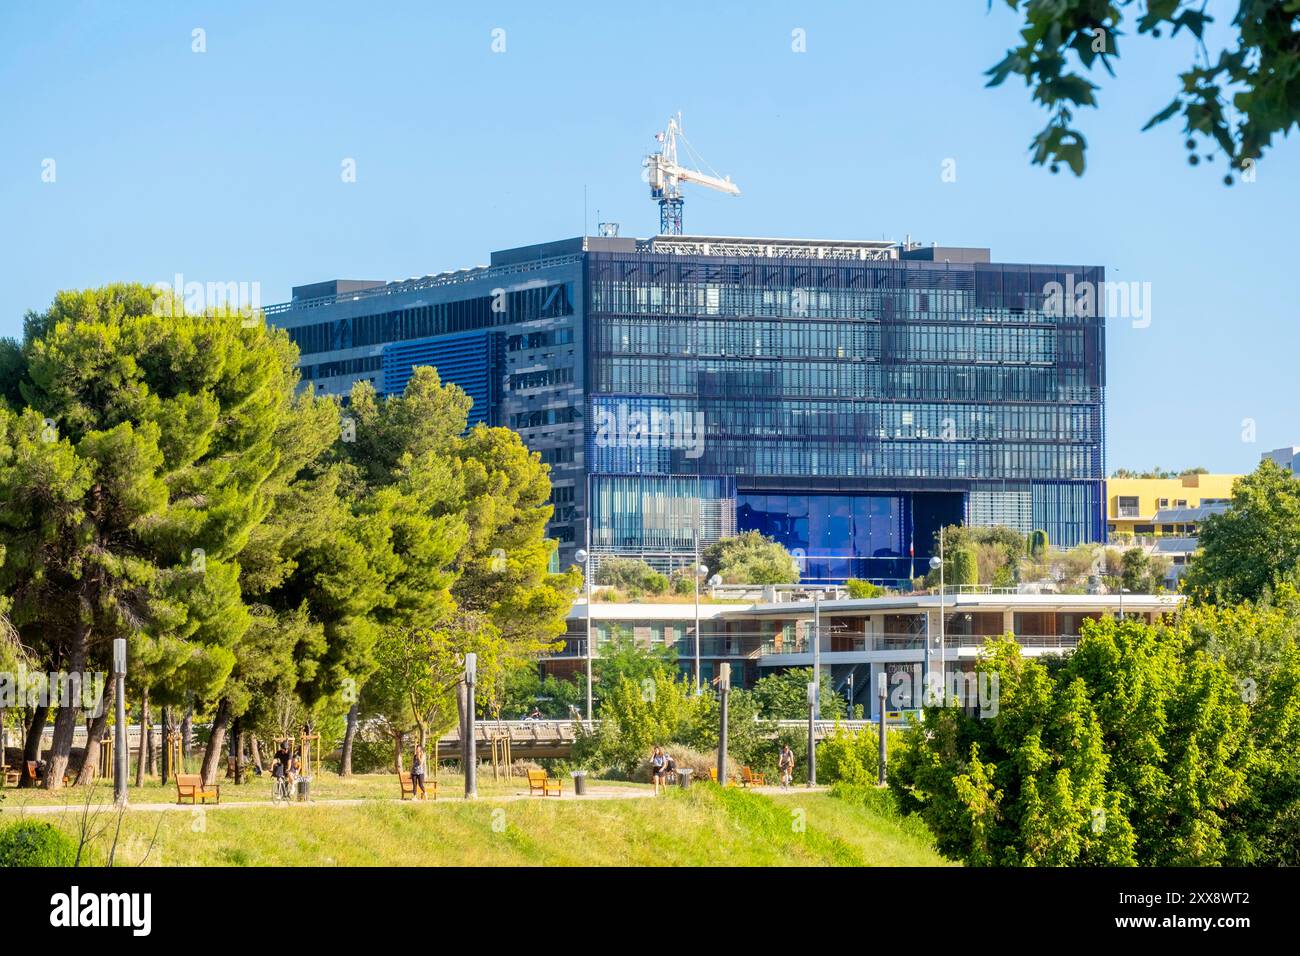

left=10, top=783, right=827, bottom=815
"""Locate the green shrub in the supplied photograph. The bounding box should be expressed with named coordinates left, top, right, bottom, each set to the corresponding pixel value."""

left=597, top=557, right=668, bottom=595
left=818, top=725, right=902, bottom=786
left=1028, top=528, right=1049, bottom=559
left=950, top=547, right=979, bottom=587
left=348, top=725, right=403, bottom=774
left=845, top=579, right=885, bottom=599
left=702, top=531, right=800, bottom=585
left=0, top=821, right=77, bottom=867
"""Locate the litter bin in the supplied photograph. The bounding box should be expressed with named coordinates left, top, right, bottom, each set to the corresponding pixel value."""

left=677, top=768, right=693, bottom=789
left=296, top=778, right=310, bottom=802
left=571, top=770, right=587, bottom=796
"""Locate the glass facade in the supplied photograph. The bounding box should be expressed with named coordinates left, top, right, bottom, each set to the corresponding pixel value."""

left=268, top=236, right=1105, bottom=581
left=737, top=493, right=907, bottom=581
left=585, top=247, right=1105, bottom=580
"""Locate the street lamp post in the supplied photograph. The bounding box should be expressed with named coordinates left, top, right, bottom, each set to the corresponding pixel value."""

left=806, top=680, right=817, bottom=788
left=812, top=590, right=822, bottom=720
left=717, top=663, right=730, bottom=787
left=692, top=560, right=709, bottom=693
left=928, top=529, right=945, bottom=707
left=112, top=638, right=127, bottom=807
left=464, top=652, right=477, bottom=799
left=575, top=541, right=593, bottom=724
left=877, top=670, right=888, bottom=785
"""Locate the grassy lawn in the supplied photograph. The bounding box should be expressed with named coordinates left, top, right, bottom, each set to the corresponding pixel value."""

left=14, top=782, right=950, bottom=867
left=0, top=768, right=642, bottom=808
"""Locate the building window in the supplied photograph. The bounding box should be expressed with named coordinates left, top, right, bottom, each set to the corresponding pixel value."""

left=1117, top=496, right=1141, bottom=518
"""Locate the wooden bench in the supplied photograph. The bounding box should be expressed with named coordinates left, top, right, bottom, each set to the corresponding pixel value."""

left=740, top=766, right=767, bottom=788
left=1, top=764, right=18, bottom=787
left=397, top=771, right=436, bottom=801
left=21, top=761, right=70, bottom=787
left=708, top=767, right=737, bottom=787
left=527, top=769, right=562, bottom=797
left=175, top=773, right=220, bottom=805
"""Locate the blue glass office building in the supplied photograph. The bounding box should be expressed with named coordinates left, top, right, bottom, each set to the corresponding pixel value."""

left=268, top=234, right=1105, bottom=583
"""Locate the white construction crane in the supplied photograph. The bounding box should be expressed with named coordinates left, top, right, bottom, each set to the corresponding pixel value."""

left=643, top=113, right=740, bottom=235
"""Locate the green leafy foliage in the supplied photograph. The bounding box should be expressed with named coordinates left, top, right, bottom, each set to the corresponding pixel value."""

left=595, top=556, right=669, bottom=596
left=574, top=669, right=702, bottom=775
left=890, top=620, right=1252, bottom=866
left=1183, top=460, right=1300, bottom=604
left=1118, top=547, right=1169, bottom=593
left=950, top=547, right=979, bottom=587
left=0, top=285, right=298, bottom=780
left=702, top=531, right=799, bottom=585
left=1175, top=589, right=1300, bottom=864
left=497, top=666, right=583, bottom=719
left=988, top=1, right=1300, bottom=179
left=751, top=667, right=847, bottom=721
left=0, top=821, right=77, bottom=867
left=845, top=579, right=886, bottom=599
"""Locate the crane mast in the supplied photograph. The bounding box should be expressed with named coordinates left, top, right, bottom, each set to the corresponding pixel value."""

left=644, top=113, right=740, bottom=235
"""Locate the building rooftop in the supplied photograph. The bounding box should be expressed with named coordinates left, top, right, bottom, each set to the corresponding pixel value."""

left=1151, top=504, right=1227, bottom=523
left=269, top=233, right=1008, bottom=314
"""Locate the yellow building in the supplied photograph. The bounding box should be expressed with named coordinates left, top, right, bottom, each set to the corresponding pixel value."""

left=1106, top=473, right=1240, bottom=539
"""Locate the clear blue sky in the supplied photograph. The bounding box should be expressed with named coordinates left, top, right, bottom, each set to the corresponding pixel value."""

left=1, top=0, right=1295, bottom=473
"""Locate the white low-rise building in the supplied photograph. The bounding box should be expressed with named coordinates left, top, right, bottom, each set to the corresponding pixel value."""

left=545, top=590, right=1183, bottom=719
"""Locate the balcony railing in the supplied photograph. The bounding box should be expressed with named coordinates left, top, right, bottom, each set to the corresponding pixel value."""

left=756, top=633, right=1080, bottom=656
left=539, top=636, right=751, bottom=659
left=542, top=637, right=587, bottom=658
left=544, top=632, right=1083, bottom=660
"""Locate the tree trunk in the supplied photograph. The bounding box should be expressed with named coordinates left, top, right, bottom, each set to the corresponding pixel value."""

left=75, top=680, right=114, bottom=786
left=134, top=687, right=149, bottom=787
left=199, top=698, right=230, bottom=786
left=393, top=731, right=404, bottom=774
left=181, top=705, right=193, bottom=764
left=145, top=699, right=157, bottom=777
left=160, top=704, right=172, bottom=785
left=46, top=632, right=88, bottom=789
left=21, top=704, right=49, bottom=786
left=230, top=714, right=243, bottom=784
left=249, top=734, right=264, bottom=773
left=339, top=703, right=358, bottom=777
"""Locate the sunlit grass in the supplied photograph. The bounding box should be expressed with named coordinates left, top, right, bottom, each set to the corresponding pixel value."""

left=22, top=784, right=950, bottom=867
left=0, top=767, right=637, bottom=810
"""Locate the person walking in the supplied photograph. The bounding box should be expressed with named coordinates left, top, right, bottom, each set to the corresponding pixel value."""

left=650, top=745, right=668, bottom=795
left=778, top=744, right=795, bottom=789
left=272, top=742, right=291, bottom=800
left=411, top=743, right=428, bottom=800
